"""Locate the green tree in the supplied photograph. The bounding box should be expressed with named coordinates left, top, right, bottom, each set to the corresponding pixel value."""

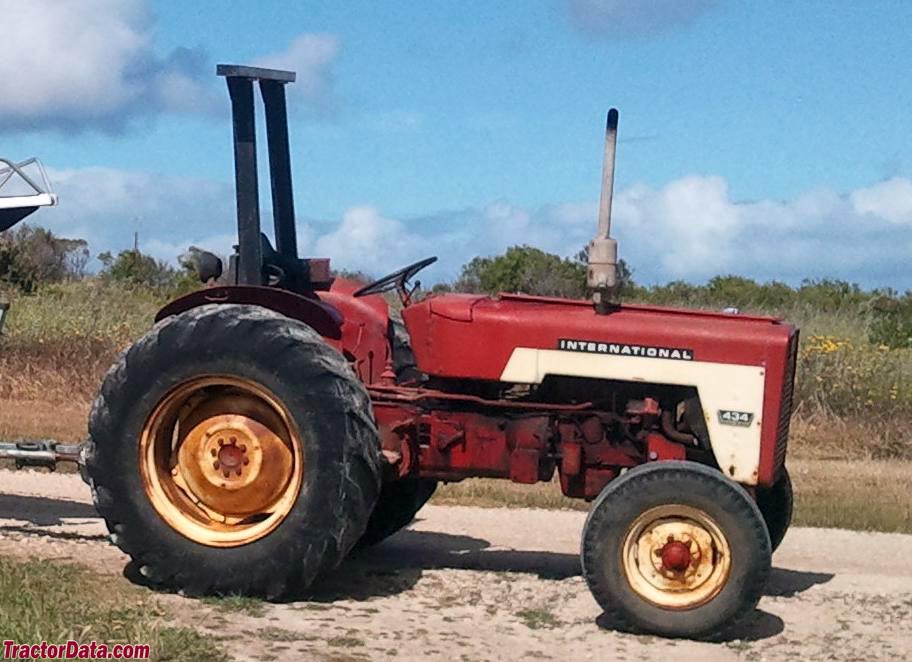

left=703, top=275, right=794, bottom=309
left=454, top=245, right=588, bottom=298
left=796, top=279, right=867, bottom=312
left=869, top=292, right=912, bottom=349
left=98, top=249, right=181, bottom=289
left=0, top=225, right=89, bottom=292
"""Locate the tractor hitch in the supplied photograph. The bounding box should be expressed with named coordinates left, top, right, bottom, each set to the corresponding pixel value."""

left=0, top=440, right=83, bottom=471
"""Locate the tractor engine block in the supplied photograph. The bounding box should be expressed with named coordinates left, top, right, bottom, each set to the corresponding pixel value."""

left=372, top=393, right=692, bottom=499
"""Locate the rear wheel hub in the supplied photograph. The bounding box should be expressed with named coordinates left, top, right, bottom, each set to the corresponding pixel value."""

left=140, top=376, right=304, bottom=547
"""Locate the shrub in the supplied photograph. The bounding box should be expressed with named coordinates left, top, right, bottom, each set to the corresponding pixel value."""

left=0, top=225, right=88, bottom=292
left=868, top=293, right=912, bottom=349
left=455, top=245, right=588, bottom=298
left=97, top=248, right=197, bottom=294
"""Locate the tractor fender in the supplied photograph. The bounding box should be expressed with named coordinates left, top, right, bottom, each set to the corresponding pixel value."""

left=155, top=285, right=343, bottom=340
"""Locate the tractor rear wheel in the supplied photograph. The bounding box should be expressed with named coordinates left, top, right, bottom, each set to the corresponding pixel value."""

left=756, top=466, right=793, bottom=552
left=581, top=461, right=771, bottom=639
left=357, top=478, right=437, bottom=548
left=85, top=304, right=381, bottom=598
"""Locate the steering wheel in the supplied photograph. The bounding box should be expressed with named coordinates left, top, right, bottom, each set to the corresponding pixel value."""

left=353, top=256, right=438, bottom=299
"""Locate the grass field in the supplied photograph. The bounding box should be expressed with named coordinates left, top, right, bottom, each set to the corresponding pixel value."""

left=432, top=457, right=912, bottom=535
left=0, top=279, right=909, bottom=534
left=0, top=557, right=227, bottom=661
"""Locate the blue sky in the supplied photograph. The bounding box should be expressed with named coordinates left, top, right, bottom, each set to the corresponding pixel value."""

left=2, top=0, right=911, bottom=288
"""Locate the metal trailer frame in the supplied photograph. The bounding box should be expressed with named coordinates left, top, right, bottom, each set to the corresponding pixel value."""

left=0, top=157, right=57, bottom=230
left=0, top=156, right=67, bottom=468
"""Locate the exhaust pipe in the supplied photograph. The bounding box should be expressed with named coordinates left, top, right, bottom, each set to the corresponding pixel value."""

left=587, top=108, right=620, bottom=313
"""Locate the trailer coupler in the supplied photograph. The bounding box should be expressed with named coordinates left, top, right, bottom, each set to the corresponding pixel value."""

left=0, top=440, right=84, bottom=471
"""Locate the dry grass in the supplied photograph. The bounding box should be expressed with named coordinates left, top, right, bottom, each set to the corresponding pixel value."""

left=432, top=458, right=912, bottom=535
left=0, top=280, right=159, bottom=405
left=0, top=280, right=909, bottom=534
left=789, top=459, right=912, bottom=533
left=0, top=398, right=88, bottom=441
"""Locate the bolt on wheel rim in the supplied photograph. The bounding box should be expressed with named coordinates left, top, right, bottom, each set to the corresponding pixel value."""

left=139, top=376, right=303, bottom=547
left=621, top=504, right=732, bottom=610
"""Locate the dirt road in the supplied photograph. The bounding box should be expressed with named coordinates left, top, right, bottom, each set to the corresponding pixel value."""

left=1, top=469, right=910, bottom=661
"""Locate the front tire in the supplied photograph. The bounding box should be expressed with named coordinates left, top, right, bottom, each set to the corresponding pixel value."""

left=581, top=461, right=771, bottom=639
left=756, top=466, right=793, bottom=552
left=85, top=304, right=381, bottom=598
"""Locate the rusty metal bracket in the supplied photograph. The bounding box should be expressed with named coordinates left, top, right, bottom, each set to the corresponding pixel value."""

left=0, top=440, right=83, bottom=471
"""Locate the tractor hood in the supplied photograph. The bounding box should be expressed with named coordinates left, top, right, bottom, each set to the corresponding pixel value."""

left=402, top=292, right=798, bottom=486
left=402, top=292, right=794, bottom=382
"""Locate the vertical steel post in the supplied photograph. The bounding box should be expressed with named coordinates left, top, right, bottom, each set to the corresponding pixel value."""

left=225, top=76, right=263, bottom=286
left=596, top=108, right=619, bottom=240
left=587, top=108, right=621, bottom=312
left=260, top=80, right=299, bottom=261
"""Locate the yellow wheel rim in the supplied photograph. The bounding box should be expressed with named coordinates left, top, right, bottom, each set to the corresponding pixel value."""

left=621, top=505, right=732, bottom=610
left=139, top=376, right=303, bottom=547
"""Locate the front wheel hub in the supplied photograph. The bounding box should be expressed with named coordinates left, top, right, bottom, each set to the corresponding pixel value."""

left=623, top=505, right=731, bottom=610
left=660, top=540, right=693, bottom=572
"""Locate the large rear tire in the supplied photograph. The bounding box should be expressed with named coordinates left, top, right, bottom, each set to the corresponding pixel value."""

left=357, top=478, right=437, bottom=548
left=756, top=466, right=793, bottom=552
left=85, top=304, right=381, bottom=598
left=581, top=461, right=771, bottom=639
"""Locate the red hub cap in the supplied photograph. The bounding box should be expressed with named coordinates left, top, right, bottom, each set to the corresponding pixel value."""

left=217, top=443, right=246, bottom=470
left=660, top=540, right=692, bottom=572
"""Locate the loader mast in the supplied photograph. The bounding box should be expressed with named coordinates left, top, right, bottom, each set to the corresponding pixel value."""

left=217, top=65, right=299, bottom=287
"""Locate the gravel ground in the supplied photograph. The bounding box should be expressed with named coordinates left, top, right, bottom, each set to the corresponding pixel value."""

left=1, top=469, right=910, bottom=661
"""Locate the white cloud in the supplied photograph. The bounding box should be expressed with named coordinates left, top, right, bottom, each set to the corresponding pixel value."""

left=142, top=234, right=237, bottom=264
left=851, top=177, right=912, bottom=225
left=609, top=176, right=912, bottom=286
left=568, top=0, right=716, bottom=37
left=0, top=0, right=341, bottom=131
left=254, top=34, right=340, bottom=113
left=312, top=206, right=430, bottom=273
left=0, top=0, right=217, bottom=131
left=40, top=166, right=235, bottom=261
left=398, top=175, right=912, bottom=289
left=20, top=164, right=912, bottom=290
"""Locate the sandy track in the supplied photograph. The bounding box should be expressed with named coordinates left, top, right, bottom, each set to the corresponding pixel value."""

left=1, top=469, right=910, bottom=661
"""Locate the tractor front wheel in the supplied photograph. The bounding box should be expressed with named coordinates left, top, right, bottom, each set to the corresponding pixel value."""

left=756, top=466, right=793, bottom=552
left=85, top=304, right=381, bottom=598
left=581, top=461, right=771, bottom=639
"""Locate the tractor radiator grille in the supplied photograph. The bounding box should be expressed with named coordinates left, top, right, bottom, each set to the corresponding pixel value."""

left=774, top=331, right=799, bottom=474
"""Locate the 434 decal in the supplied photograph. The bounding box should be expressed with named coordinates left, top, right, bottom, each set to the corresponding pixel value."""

left=718, top=410, right=754, bottom=427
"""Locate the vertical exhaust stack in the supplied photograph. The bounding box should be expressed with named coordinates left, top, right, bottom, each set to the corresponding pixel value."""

left=587, top=108, right=620, bottom=313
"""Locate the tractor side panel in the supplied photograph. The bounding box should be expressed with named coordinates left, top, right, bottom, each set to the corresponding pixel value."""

left=319, top=289, right=391, bottom=385
left=402, top=292, right=796, bottom=486
left=500, top=348, right=765, bottom=484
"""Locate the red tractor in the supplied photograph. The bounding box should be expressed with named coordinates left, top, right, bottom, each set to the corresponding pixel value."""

left=77, top=66, right=795, bottom=639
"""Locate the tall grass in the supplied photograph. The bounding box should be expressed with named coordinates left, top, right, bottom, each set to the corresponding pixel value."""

left=0, top=281, right=163, bottom=402
left=0, top=279, right=909, bottom=458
